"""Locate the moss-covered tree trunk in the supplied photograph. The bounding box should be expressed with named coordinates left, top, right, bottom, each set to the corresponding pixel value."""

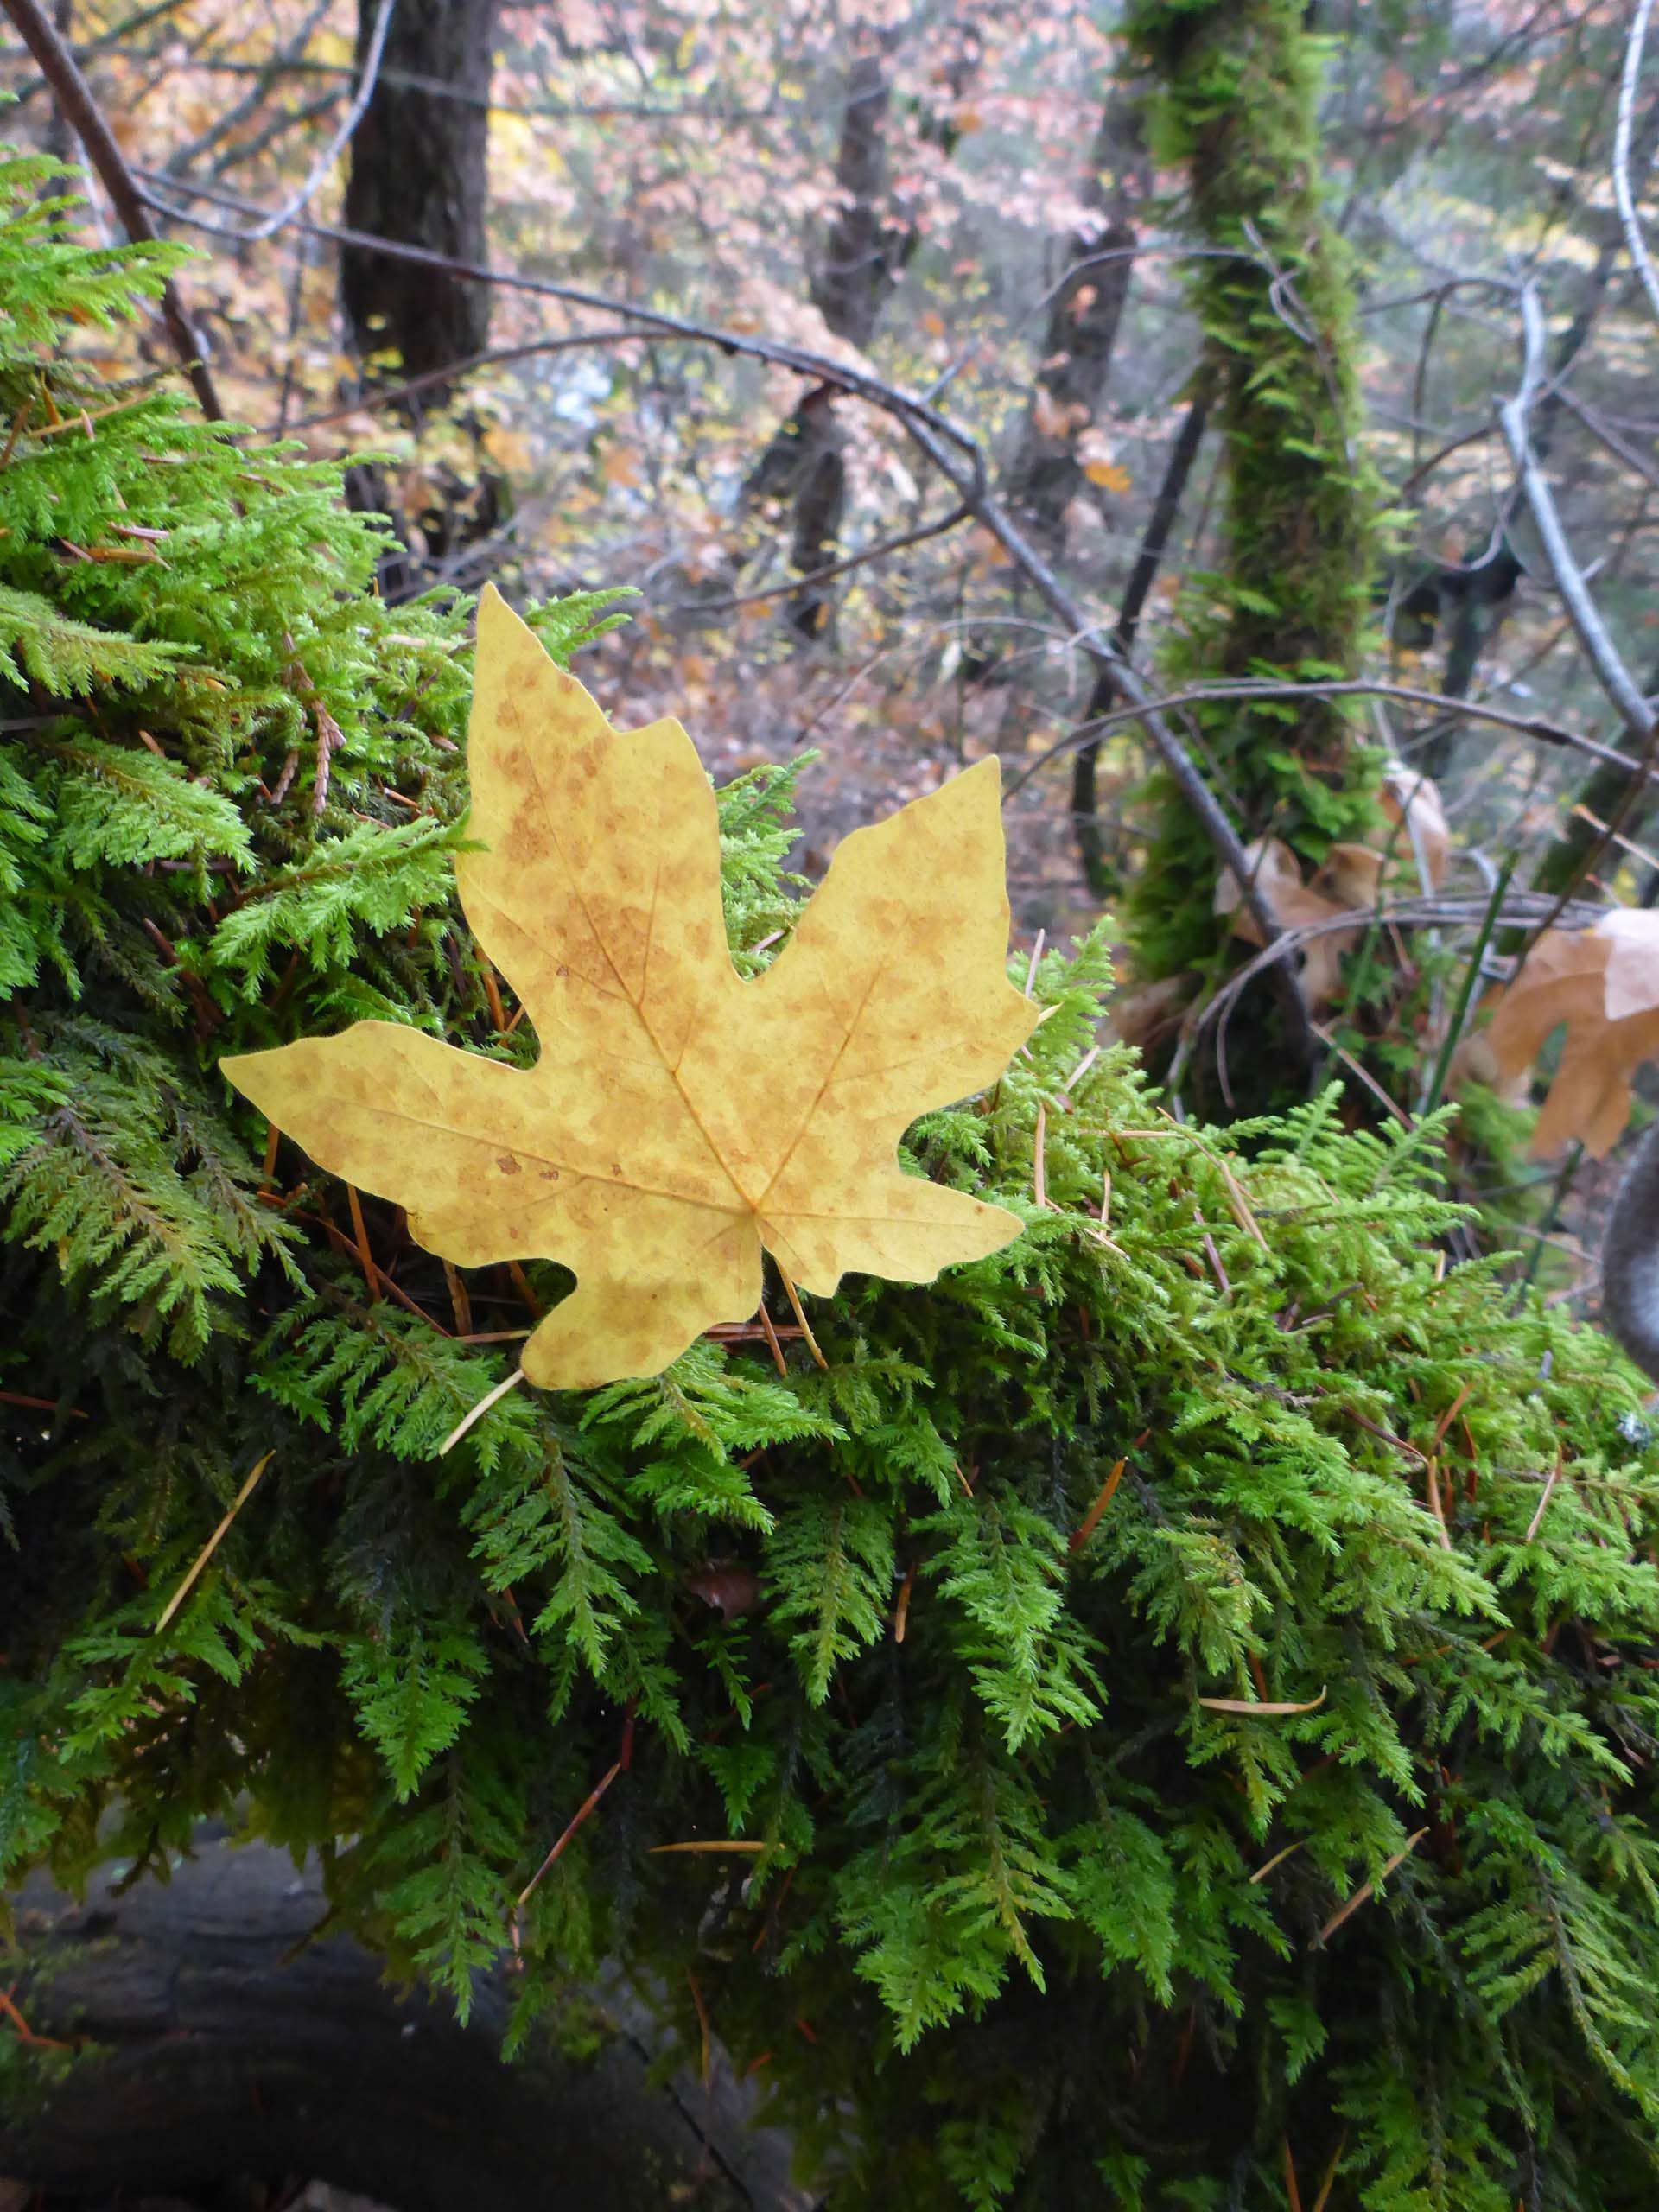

left=1128, top=0, right=1380, bottom=980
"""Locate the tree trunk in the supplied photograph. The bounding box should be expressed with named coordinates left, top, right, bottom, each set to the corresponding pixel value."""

left=1127, top=0, right=1379, bottom=986
left=741, top=46, right=897, bottom=639
left=1070, top=380, right=1211, bottom=893
left=0, top=1837, right=806, bottom=2212
left=340, top=0, right=500, bottom=397
left=1004, top=86, right=1148, bottom=551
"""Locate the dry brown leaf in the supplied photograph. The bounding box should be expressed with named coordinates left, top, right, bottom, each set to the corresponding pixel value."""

left=1214, top=838, right=1352, bottom=1007
left=224, top=588, right=1036, bottom=1389
left=1596, top=907, right=1659, bottom=1021
left=1311, top=841, right=1386, bottom=909
left=1109, top=973, right=1191, bottom=1050
left=1484, top=920, right=1659, bottom=1155
left=1380, top=761, right=1451, bottom=890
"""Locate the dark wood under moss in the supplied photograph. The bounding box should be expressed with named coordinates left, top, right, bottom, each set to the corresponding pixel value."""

left=0, top=1838, right=806, bottom=2212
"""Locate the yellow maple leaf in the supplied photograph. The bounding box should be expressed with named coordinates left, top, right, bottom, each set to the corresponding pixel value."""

left=1082, top=460, right=1133, bottom=493
left=222, top=588, right=1035, bottom=1389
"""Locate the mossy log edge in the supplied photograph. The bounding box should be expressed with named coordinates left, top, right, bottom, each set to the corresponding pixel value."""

left=0, top=1835, right=807, bottom=2212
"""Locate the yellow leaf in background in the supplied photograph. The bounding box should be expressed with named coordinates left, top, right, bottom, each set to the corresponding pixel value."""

left=676, top=25, right=697, bottom=67
left=222, top=589, right=1035, bottom=1389
left=1082, top=459, right=1132, bottom=493
left=601, top=443, right=642, bottom=486
left=1484, top=915, right=1659, bottom=1156
left=1076, top=425, right=1129, bottom=493
left=484, top=425, right=533, bottom=474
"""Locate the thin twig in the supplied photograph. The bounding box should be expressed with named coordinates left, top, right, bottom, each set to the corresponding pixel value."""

left=1615, top=0, right=1659, bottom=329
left=1069, top=1458, right=1128, bottom=1555
left=1525, top=1450, right=1563, bottom=1544
left=3, top=0, right=222, bottom=416
left=1003, top=678, right=1641, bottom=800
left=1500, top=285, right=1659, bottom=948
left=213, top=0, right=396, bottom=245
left=1317, top=1829, right=1430, bottom=1943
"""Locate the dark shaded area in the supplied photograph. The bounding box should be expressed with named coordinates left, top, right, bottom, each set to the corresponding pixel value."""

left=0, top=1840, right=807, bottom=2212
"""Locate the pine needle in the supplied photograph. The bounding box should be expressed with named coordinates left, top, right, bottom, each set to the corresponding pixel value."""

left=155, top=1451, right=275, bottom=1637
left=517, top=1758, right=620, bottom=1908
left=440, top=1366, right=528, bottom=1455
left=1318, top=1829, right=1429, bottom=1944
left=777, top=1265, right=827, bottom=1368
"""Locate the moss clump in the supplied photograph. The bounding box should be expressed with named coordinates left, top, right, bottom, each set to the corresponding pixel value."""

left=6, top=150, right=1659, bottom=2212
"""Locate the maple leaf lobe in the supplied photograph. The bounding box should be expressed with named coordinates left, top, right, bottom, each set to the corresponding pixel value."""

left=222, top=585, right=1035, bottom=1389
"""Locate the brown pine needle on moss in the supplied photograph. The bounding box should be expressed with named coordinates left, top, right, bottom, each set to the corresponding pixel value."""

left=1070, top=1457, right=1127, bottom=1554
left=480, top=958, right=508, bottom=1033
left=1318, top=1828, right=1429, bottom=1944
left=777, top=1266, right=827, bottom=1368
left=1282, top=2135, right=1304, bottom=2212
left=1309, top=2133, right=1348, bottom=2212
left=893, top=1558, right=918, bottom=1643
left=687, top=1968, right=713, bottom=2088
left=517, top=1758, right=621, bottom=1909
left=154, top=1451, right=275, bottom=1637
left=1526, top=1449, right=1565, bottom=1544
left=344, top=1182, right=382, bottom=1300
left=442, top=1259, right=474, bottom=1338
left=440, top=1367, right=529, bottom=1456
left=755, top=1297, right=790, bottom=1378
left=649, top=1840, right=769, bottom=1855
left=1198, top=1688, right=1326, bottom=1717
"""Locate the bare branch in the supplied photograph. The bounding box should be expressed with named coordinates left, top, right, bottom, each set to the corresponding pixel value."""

left=2, top=0, right=222, bottom=418
left=146, top=0, right=397, bottom=245
left=1615, top=0, right=1659, bottom=328
left=133, top=167, right=1315, bottom=1061
left=1500, top=283, right=1658, bottom=932
left=663, top=505, right=972, bottom=617
left=267, top=327, right=659, bottom=435
left=1005, top=677, right=1646, bottom=800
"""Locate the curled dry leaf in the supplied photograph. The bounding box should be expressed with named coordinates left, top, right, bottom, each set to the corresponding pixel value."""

left=1381, top=760, right=1451, bottom=892
left=1109, top=972, right=1192, bottom=1051
left=1210, top=766, right=1452, bottom=1011
left=1484, top=911, right=1659, bottom=1156
left=1213, top=837, right=1352, bottom=1008
left=224, top=588, right=1037, bottom=1389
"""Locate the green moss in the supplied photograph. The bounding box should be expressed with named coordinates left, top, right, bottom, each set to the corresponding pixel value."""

left=1126, top=2, right=1387, bottom=979
left=6, top=148, right=1659, bottom=2212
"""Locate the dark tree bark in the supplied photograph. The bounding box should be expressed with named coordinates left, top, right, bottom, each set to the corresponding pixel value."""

left=1071, top=381, right=1211, bottom=890
left=0, top=1838, right=805, bottom=2212
left=1004, top=87, right=1149, bottom=550
left=340, top=0, right=501, bottom=397
left=741, top=46, right=899, bottom=639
